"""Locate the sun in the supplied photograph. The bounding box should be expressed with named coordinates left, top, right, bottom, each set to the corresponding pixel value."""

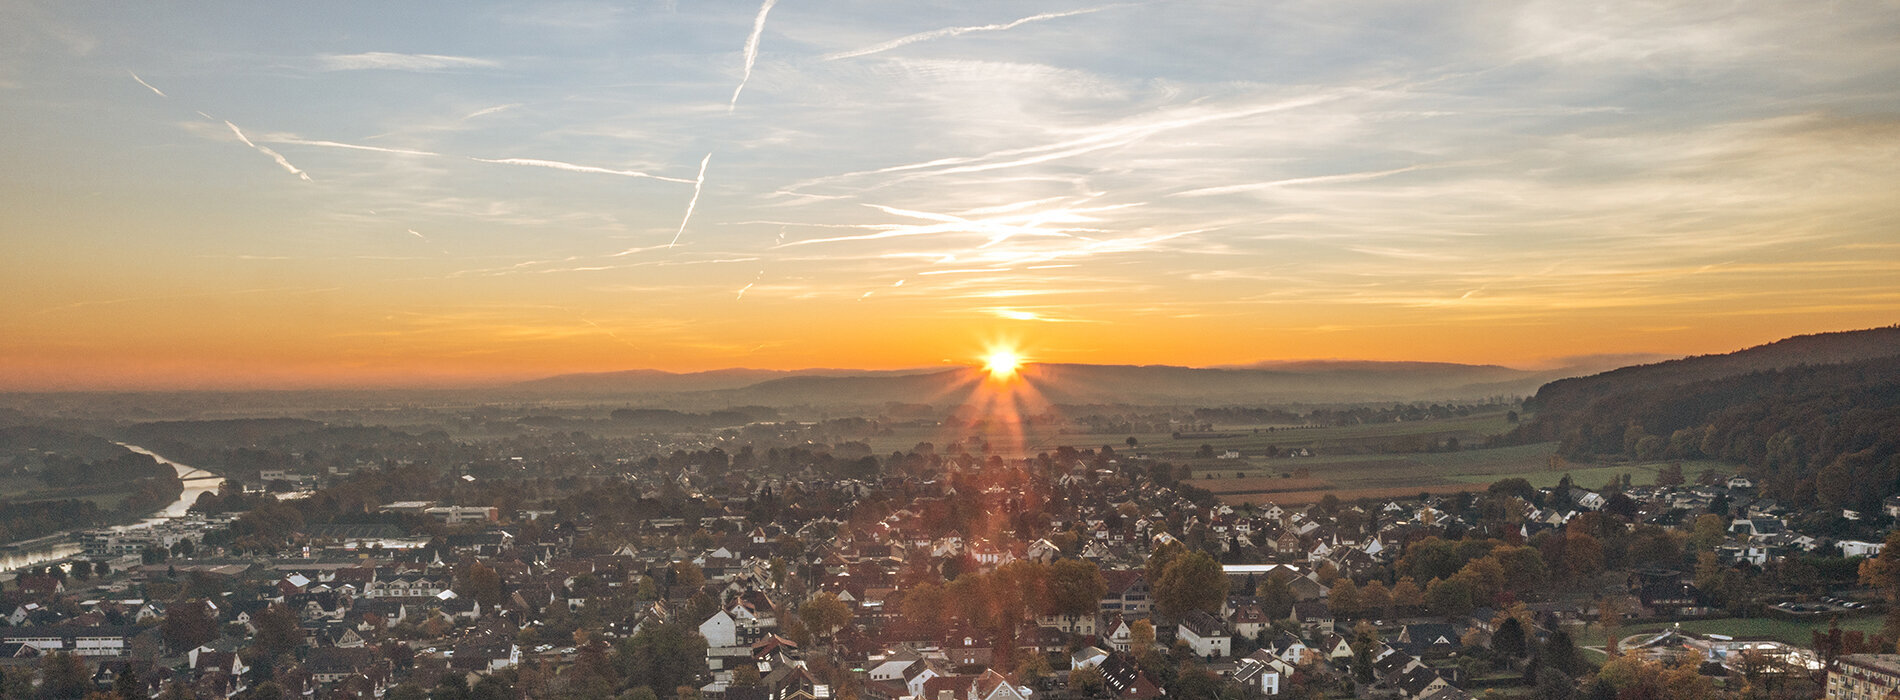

left=983, top=348, right=1023, bottom=381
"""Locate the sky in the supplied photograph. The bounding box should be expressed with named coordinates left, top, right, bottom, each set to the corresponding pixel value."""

left=3, top=1, right=1899, bottom=390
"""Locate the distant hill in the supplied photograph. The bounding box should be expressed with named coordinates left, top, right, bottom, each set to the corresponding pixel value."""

left=1522, top=326, right=1900, bottom=417
left=514, top=367, right=943, bottom=394
left=518, top=359, right=1607, bottom=408
left=1508, top=326, right=1900, bottom=510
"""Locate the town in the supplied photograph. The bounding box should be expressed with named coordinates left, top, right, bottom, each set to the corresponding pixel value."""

left=3, top=404, right=1898, bottom=700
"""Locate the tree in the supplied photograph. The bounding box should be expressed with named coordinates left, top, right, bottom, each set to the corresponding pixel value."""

left=1537, top=629, right=1584, bottom=679
left=1256, top=575, right=1295, bottom=620
left=1069, top=665, right=1106, bottom=695
left=1359, top=580, right=1391, bottom=617
left=1016, top=654, right=1051, bottom=687
left=1154, top=550, right=1227, bottom=619
left=431, top=674, right=471, bottom=700
left=456, top=561, right=503, bottom=610
left=1656, top=462, right=1685, bottom=487
left=1689, top=514, right=1728, bottom=552
left=1329, top=579, right=1361, bottom=618
left=1591, top=657, right=1715, bottom=700
left=1048, top=559, right=1107, bottom=617
left=1491, top=546, right=1548, bottom=595
left=800, top=592, right=854, bottom=643
left=1493, top=617, right=1527, bottom=658
left=1425, top=577, right=1475, bottom=617
left=161, top=600, right=218, bottom=652
left=250, top=602, right=303, bottom=663
left=1130, top=619, right=1157, bottom=659
left=1599, top=598, right=1623, bottom=657
left=1858, top=530, right=1900, bottom=638
left=1561, top=531, right=1604, bottom=578
left=36, top=651, right=91, bottom=699
left=113, top=662, right=143, bottom=700
left=614, top=623, right=708, bottom=698
left=1532, top=666, right=1576, bottom=700
left=1390, top=577, right=1425, bottom=612
left=901, top=582, right=946, bottom=638
left=617, top=688, right=661, bottom=700
left=671, top=560, right=705, bottom=593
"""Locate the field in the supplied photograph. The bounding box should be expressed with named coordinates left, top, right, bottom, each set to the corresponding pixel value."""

left=859, top=409, right=1737, bottom=505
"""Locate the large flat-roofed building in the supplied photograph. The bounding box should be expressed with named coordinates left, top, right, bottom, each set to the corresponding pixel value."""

left=1830, top=654, right=1900, bottom=700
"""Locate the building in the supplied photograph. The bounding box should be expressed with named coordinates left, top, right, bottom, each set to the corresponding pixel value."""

left=1829, top=654, right=1900, bottom=700
left=0, top=626, right=134, bottom=657
left=1177, top=610, right=1230, bottom=658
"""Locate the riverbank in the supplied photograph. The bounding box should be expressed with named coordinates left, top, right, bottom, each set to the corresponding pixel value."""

left=0, top=443, right=224, bottom=573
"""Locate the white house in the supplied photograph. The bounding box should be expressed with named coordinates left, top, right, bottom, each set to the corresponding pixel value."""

left=1841, top=540, right=1886, bottom=558
left=1177, top=611, right=1231, bottom=658
left=700, top=610, right=737, bottom=648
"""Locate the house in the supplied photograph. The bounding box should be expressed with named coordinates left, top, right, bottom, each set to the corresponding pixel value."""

left=1230, top=603, right=1270, bottom=639
left=1072, top=646, right=1109, bottom=670
left=1633, top=570, right=1709, bottom=617
left=1726, top=476, right=1754, bottom=490
left=1098, top=655, right=1165, bottom=700
left=1841, top=540, right=1886, bottom=558
left=1315, top=633, right=1353, bottom=661
left=1261, top=633, right=1312, bottom=666
left=702, top=610, right=739, bottom=648
left=1100, top=570, right=1151, bottom=617
left=1235, top=653, right=1291, bottom=696
left=1103, top=617, right=1136, bottom=653
left=1392, top=667, right=1450, bottom=700
left=450, top=637, right=520, bottom=672
left=1396, top=624, right=1460, bottom=658
left=1729, top=518, right=1785, bottom=538
left=305, top=646, right=378, bottom=684
left=1177, top=611, right=1230, bottom=658
left=969, top=668, right=1031, bottom=700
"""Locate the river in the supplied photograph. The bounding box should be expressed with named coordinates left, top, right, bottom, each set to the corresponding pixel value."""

left=0, top=443, right=225, bottom=573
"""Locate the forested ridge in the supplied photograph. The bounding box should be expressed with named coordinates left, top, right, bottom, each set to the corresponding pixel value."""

left=1510, top=332, right=1900, bottom=510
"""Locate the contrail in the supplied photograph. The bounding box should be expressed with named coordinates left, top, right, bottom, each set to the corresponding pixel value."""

left=669, top=153, right=713, bottom=248
left=729, top=0, right=779, bottom=111
left=464, top=103, right=521, bottom=119
left=128, top=71, right=167, bottom=97
left=824, top=5, right=1122, bottom=60
left=224, top=121, right=312, bottom=181
left=272, top=138, right=438, bottom=157
left=470, top=157, right=695, bottom=183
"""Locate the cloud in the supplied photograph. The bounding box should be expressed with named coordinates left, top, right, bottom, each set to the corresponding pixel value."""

left=670, top=153, right=713, bottom=248
left=469, top=157, right=695, bottom=183
left=223, top=121, right=312, bottom=181
left=729, top=0, right=779, bottom=111
left=824, top=5, right=1127, bottom=61
left=318, top=52, right=499, bottom=72
left=128, top=70, right=165, bottom=98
